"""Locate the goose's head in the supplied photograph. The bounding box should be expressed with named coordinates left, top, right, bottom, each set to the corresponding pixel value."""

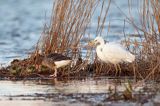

left=89, top=36, right=105, bottom=46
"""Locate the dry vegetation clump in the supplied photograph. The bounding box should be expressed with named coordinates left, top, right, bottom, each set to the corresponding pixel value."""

left=1, top=0, right=160, bottom=80
left=1, top=0, right=102, bottom=79
left=119, top=0, right=160, bottom=80
left=89, top=0, right=160, bottom=81
left=34, top=0, right=100, bottom=77
left=134, top=0, right=160, bottom=80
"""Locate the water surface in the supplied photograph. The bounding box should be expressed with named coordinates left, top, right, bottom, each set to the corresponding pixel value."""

left=0, top=78, right=159, bottom=106
left=0, top=0, right=52, bottom=66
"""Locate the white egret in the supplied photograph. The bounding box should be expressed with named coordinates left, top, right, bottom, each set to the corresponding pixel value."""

left=90, top=36, right=135, bottom=74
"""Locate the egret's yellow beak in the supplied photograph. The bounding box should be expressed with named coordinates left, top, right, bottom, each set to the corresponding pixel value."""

left=88, top=40, right=95, bottom=46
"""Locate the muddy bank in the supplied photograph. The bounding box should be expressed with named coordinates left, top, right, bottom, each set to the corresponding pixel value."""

left=0, top=58, right=134, bottom=80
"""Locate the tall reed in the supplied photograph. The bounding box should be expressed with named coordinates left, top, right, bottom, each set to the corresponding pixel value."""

left=125, top=0, right=160, bottom=80
left=41, top=0, right=98, bottom=54
left=32, top=0, right=105, bottom=77
left=33, top=0, right=160, bottom=80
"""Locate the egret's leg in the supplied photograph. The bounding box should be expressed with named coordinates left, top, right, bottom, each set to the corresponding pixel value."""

left=117, top=64, right=121, bottom=76
left=106, top=64, right=112, bottom=74
left=114, top=64, right=118, bottom=76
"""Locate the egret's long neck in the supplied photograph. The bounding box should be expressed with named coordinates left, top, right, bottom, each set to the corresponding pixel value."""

left=100, top=39, right=105, bottom=46
left=96, top=41, right=105, bottom=62
left=96, top=39, right=105, bottom=51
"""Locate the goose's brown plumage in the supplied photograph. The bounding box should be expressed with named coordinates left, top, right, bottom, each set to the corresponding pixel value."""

left=45, top=53, right=71, bottom=61
left=35, top=53, right=71, bottom=77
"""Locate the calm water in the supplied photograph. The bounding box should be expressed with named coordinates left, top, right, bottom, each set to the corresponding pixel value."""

left=0, top=0, right=53, bottom=65
left=0, top=78, right=159, bottom=106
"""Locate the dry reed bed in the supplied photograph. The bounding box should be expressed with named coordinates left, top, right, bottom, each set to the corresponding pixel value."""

left=0, top=0, right=101, bottom=79
left=0, top=0, right=160, bottom=80
left=127, top=0, right=160, bottom=80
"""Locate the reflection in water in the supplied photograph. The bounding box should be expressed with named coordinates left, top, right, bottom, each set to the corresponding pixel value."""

left=0, top=78, right=126, bottom=96
left=51, top=78, right=126, bottom=93
left=0, top=78, right=131, bottom=105
left=0, top=78, right=158, bottom=105
left=0, top=101, right=56, bottom=106
left=0, top=78, right=140, bottom=96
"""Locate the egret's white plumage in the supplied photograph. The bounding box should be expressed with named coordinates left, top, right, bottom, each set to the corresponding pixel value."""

left=92, top=36, right=135, bottom=64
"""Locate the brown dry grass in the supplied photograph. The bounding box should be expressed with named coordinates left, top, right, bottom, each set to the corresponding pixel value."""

left=31, top=0, right=103, bottom=78
left=3, top=0, right=160, bottom=80
left=86, top=0, right=160, bottom=81
left=119, top=0, right=160, bottom=80
left=31, top=0, right=160, bottom=80
left=41, top=0, right=97, bottom=54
